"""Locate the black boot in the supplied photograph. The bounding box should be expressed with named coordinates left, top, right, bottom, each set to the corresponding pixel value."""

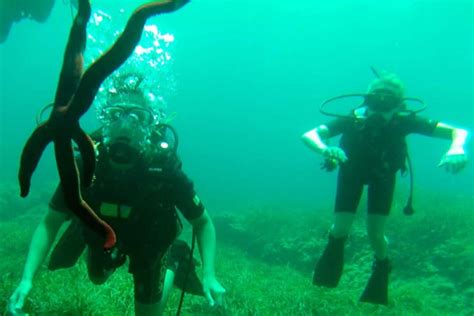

left=312, top=235, right=346, bottom=288
left=360, top=257, right=391, bottom=305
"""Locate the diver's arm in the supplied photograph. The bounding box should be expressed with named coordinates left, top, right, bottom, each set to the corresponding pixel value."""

left=302, top=125, right=348, bottom=170
left=189, top=209, right=225, bottom=306
left=8, top=207, right=67, bottom=313
left=432, top=122, right=469, bottom=173
left=301, top=125, right=331, bottom=154
left=432, top=122, right=469, bottom=154
left=190, top=210, right=216, bottom=279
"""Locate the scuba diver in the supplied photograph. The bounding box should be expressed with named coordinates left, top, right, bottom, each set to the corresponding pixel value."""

left=0, top=0, right=56, bottom=43
left=8, top=73, right=226, bottom=315
left=301, top=71, right=469, bottom=305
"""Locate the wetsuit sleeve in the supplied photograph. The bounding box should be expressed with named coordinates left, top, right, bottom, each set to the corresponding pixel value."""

left=403, top=115, right=438, bottom=136
left=172, top=169, right=205, bottom=221
left=324, top=117, right=352, bottom=137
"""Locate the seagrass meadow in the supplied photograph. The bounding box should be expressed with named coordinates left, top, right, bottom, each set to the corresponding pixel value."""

left=0, top=181, right=472, bottom=315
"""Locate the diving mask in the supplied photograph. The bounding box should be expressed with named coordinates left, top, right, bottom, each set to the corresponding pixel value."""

left=365, top=90, right=403, bottom=112
left=99, top=104, right=156, bottom=126
left=100, top=104, right=156, bottom=164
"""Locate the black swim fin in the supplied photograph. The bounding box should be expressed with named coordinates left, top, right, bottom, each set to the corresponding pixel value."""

left=360, top=257, right=391, bottom=305
left=174, top=263, right=204, bottom=296
left=312, top=235, right=346, bottom=288
left=168, top=240, right=204, bottom=296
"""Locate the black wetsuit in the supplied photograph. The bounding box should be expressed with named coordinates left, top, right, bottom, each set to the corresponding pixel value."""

left=325, top=112, right=438, bottom=215
left=49, top=144, right=204, bottom=304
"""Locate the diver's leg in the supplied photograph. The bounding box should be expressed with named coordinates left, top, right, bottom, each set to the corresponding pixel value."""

left=330, top=212, right=355, bottom=238
left=331, top=167, right=364, bottom=237
left=360, top=174, right=395, bottom=305
left=363, top=214, right=391, bottom=304
left=362, top=215, right=391, bottom=304
left=132, top=253, right=168, bottom=316
left=54, top=0, right=90, bottom=106
left=366, top=173, right=395, bottom=259
left=366, top=214, right=389, bottom=259
left=135, top=301, right=162, bottom=316
left=313, top=168, right=363, bottom=287
left=157, top=270, right=175, bottom=315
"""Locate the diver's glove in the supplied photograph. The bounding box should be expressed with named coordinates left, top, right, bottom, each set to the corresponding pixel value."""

left=438, top=147, right=468, bottom=174
left=321, top=147, right=348, bottom=171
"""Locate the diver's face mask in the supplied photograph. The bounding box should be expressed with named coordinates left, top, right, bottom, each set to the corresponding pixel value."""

left=365, top=90, right=403, bottom=113
left=99, top=104, right=156, bottom=165
left=100, top=104, right=156, bottom=126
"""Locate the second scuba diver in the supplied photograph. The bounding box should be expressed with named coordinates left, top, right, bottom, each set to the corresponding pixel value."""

left=301, top=71, right=469, bottom=305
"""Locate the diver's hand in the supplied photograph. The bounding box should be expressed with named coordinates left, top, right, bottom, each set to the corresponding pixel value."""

left=438, top=148, right=468, bottom=174
left=8, top=280, right=32, bottom=315
left=321, top=147, right=348, bottom=171
left=203, top=275, right=226, bottom=307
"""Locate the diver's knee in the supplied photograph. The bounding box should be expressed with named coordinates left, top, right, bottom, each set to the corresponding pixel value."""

left=133, top=268, right=164, bottom=308
left=134, top=288, right=163, bottom=316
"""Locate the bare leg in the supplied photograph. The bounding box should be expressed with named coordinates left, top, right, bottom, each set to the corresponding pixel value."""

left=360, top=214, right=391, bottom=305
left=330, top=212, right=355, bottom=238
left=157, top=269, right=175, bottom=315
left=366, top=214, right=389, bottom=259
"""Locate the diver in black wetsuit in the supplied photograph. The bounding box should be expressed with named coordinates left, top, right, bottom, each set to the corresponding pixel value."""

left=302, top=72, right=469, bottom=305
left=8, top=70, right=226, bottom=315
